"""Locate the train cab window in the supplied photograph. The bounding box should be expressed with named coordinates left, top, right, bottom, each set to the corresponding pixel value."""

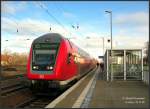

left=33, top=50, right=56, bottom=65
left=32, top=43, right=59, bottom=71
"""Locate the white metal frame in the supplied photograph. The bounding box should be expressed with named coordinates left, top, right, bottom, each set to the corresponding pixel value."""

left=107, top=50, right=109, bottom=81
left=141, top=49, right=143, bottom=80
left=105, top=49, right=143, bottom=81
left=124, top=50, right=126, bottom=80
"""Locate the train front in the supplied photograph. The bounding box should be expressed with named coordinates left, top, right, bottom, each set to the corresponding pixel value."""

left=27, top=33, right=63, bottom=83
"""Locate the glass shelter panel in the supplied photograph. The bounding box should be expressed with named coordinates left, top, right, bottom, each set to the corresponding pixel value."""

left=108, top=50, right=124, bottom=80
left=126, top=50, right=142, bottom=80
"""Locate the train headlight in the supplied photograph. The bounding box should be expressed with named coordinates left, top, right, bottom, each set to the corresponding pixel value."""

left=33, top=66, right=38, bottom=69
left=50, top=66, right=53, bottom=70
left=46, top=66, right=53, bottom=70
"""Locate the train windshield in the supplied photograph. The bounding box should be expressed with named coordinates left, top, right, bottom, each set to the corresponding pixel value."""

left=32, top=43, right=59, bottom=71
left=33, top=50, right=56, bottom=65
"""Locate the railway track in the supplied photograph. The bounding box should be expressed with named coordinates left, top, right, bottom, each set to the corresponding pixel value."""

left=1, top=88, right=33, bottom=108
left=1, top=74, right=29, bottom=96
left=16, top=89, right=65, bottom=108
left=1, top=84, right=27, bottom=96
left=1, top=75, right=27, bottom=88
left=1, top=68, right=95, bottom=108
left=28, top=98, right=52, bottom=108
left=16, top=68, right=95, bottom=108
left=1, top=85, right=64, bottom=108
left=15, top=77, right=79, bottom=108
left=0, top=73, right=66, bottom=108
left=1, top=74, right=25, bottom=80
left=18, top=96, right=54, bottom=108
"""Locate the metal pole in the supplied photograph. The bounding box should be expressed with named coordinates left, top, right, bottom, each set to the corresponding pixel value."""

left=124, top=50, right=126, bottom=80
left=110, top=12, right=112, bottom=51
left=110, top=12, right=113, bottom=81
left=103, top=37, right=104, bottom=56
left=141, top=49, right=143, bottom=80
left=105, top=10, right=113, bottom=81
left=102, top=37, right=105, bottom=64
left=107, top=50, right=109, bottom=81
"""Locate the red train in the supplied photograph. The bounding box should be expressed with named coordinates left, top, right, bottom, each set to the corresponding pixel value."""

left=27, top=33, right=97, bottom=89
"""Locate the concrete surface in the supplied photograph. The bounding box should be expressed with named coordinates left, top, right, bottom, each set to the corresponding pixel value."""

left=54, top=68, right=96, bottom=108
left=89, top=71, right=149, bottom=108
left=46, top=65, right=149, bottom=108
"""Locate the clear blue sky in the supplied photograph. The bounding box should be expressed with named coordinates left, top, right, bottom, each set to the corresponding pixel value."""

left=2, top=1, right=148, bottom=36
left=1, top=1, right=149, bottom=55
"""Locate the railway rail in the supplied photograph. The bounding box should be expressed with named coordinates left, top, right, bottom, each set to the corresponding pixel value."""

left=1, top=84, right=27, bottom=96
left=0, top=73, right=63, bottom=108
left=1, top=78, right=74, bottom=108
left=16, top=87, right=68, bottom=108
left=18, top=95, right=57, bottom=108
left=1, top=75, right=26, bottom=88
left=1, top=74, right=29, bottom=96
left=1, top=74, right=25, bottom=80
left=1, top=67, right=96, bottom=108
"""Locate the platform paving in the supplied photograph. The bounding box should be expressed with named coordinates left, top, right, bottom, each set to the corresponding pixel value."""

left=46, top=66, right=149, bottom=108
left=89, top=71, right=149, bottom=108
left=54, top=68, right=97, bottom=108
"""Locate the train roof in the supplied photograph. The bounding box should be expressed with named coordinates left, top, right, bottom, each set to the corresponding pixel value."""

left=33, top=33, right=64, bottom=43
left=32, top=33, right=91, bottom=57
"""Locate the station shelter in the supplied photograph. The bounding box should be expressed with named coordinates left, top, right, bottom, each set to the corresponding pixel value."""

left=104, top=49, right=143, bottom=81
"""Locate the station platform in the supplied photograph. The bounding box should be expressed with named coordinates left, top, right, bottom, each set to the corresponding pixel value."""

left=46, top=66, right=149, bottom=108
left=88, top=73, right=149, bottom=108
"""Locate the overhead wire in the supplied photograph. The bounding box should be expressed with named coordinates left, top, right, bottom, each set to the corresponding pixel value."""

left=32, top=1, right=52, bottom=32
left=53, top=3, right=104, bottom=40
left=52, top=2, right=87, bottom=46
left=3, top=7, right=40, bottom=37
left=37, top=2, right=71, bottom=36
left=54, top=4, right=105, bottom=53
left=3, top=16, right=39, bottom=37
left=53, top=3, right=87, bottom=38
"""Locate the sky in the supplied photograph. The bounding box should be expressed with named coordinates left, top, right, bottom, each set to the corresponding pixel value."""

left=1, top=1, right=149, bottom=60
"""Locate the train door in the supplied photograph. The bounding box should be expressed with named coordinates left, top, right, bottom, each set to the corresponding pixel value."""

left=74, top=54, right=81, bottom=78
left=66, top=40, right=78, bottom=78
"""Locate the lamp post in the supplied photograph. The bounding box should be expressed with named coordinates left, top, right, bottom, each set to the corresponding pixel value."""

left=105, top=10, right=113, bottom=81
left=102, top=37, right=104, bottom=56
left=105, top=10, right=112, bottom=50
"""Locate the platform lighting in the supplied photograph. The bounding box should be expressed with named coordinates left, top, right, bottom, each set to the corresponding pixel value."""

left=105, top=10, right=113, bottom=81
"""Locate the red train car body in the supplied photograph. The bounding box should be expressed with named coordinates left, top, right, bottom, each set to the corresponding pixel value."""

left=27, top=33, right=96, bottom=88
